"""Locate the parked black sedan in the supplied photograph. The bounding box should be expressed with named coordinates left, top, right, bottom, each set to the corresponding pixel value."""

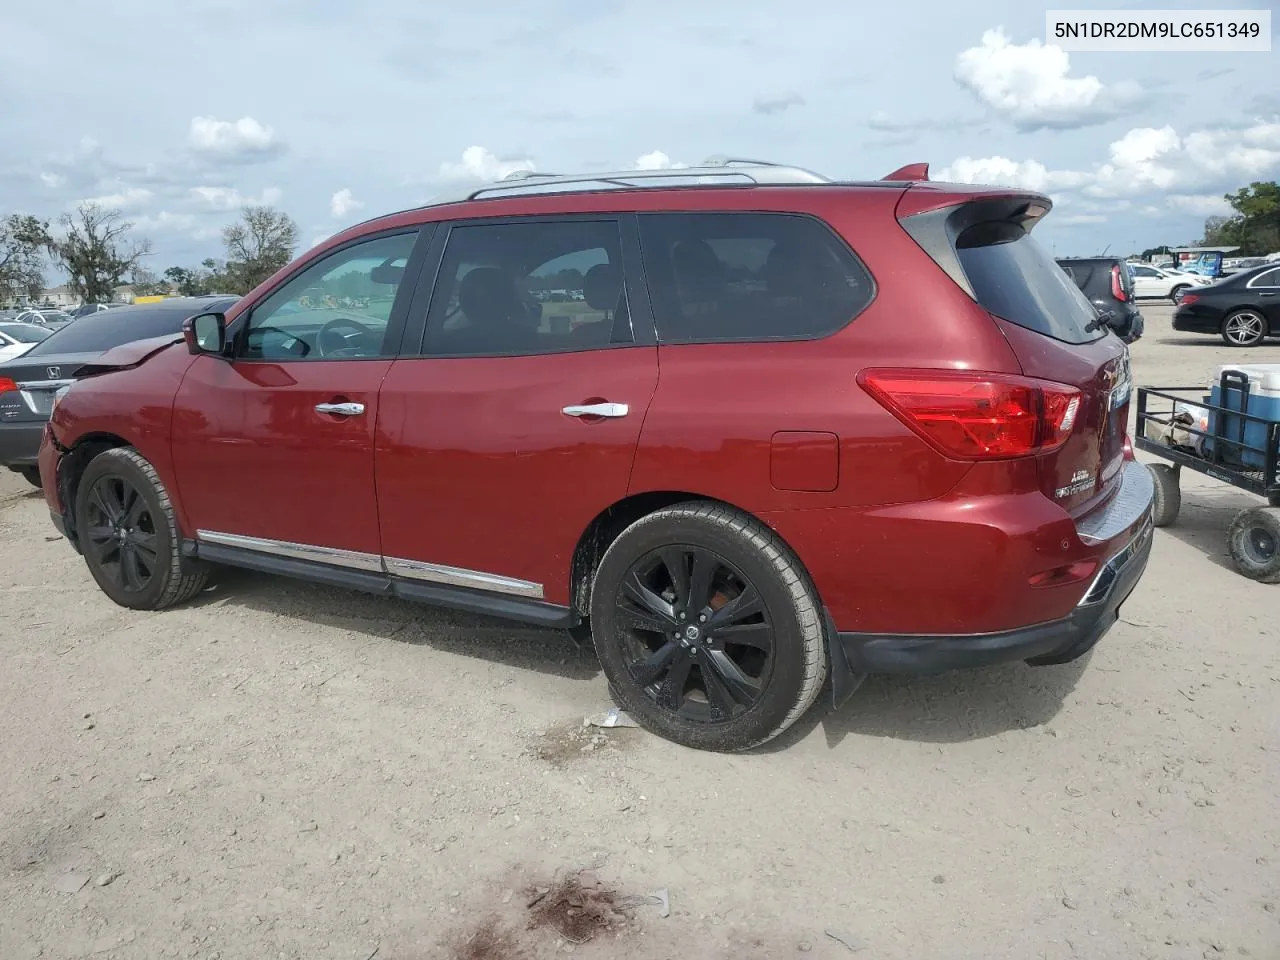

left=1173, top=263, right=1280, bottom=347
left=1, top=296, right=238, bottom=486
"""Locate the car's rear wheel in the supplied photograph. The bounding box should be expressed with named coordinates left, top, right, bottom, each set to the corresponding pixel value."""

left=18, top=466, right=41, bottom=489
left=1221, top=309, right=1268, bottom=347
left=588, top=502, right=827, bottom=752
left=74, top=447, right=210, bottom=610
left=1170, top=285, right=1189, bottom=303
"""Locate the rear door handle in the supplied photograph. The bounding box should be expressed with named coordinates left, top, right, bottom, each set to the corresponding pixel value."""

left=562, top=402, right=629, bottom=418
left=315, top=401, right=365, bottom=416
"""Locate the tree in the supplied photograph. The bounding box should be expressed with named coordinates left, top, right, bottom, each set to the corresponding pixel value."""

left=0, top=214, right=51, bottom=303
left=48, top=202, right=152, bottom=303
left=1198, top=181, right=1280, bottom=255
left=222, top=206, right=298, bottom=293
left=130, top=267, right=170, bottom=297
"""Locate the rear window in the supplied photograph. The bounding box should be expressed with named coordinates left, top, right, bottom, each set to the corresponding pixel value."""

left=23, top=304, right=220, bottom=356
left=955, top=226, right=1104, bottom=345
left=0, top=324, right=50, bottom=343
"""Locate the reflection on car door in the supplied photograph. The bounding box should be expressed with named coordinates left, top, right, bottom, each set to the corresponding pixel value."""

left=374, top=216, right=659, bottom=608
left=170, top=229, right=426, bottom=560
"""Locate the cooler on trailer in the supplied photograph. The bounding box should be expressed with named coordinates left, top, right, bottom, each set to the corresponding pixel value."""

left=1204, top=364, right=1280, bottom=470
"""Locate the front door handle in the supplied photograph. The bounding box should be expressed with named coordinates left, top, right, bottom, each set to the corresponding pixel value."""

left=562, top=402, right=629, bottom=418
left=315, top=401, right=365, bottom=416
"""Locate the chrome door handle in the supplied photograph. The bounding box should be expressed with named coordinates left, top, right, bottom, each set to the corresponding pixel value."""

left=562, top=402, right=629, bottom=418
left=315, top=402, right=365, bottom=416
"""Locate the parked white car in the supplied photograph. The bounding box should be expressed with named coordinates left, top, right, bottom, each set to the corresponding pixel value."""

left=0, top=322, right=52, bottom=362
left=1128, top=263, right=1213, bottom=301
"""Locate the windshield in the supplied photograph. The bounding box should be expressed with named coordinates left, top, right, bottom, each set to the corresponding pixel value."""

left=955, top=226, right=1105, bottom=345
left=0, top=324, right=51, bottom=343
left=23, top=303, right=224, bottom=356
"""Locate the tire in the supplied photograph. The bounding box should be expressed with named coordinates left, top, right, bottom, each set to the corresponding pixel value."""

left=73, top=447, right=210, bottom=610
left=1226, top=507, right=1280, bottom=583
left=1221, top=309, right=1268, bottom=347
left=1148, top=463, right=1181, bottom=528
left=588, top=502, right=827, bottom=752
left=1170, top=285, right=1189, bottom=303
left=18, top=466, right=41, bottom=489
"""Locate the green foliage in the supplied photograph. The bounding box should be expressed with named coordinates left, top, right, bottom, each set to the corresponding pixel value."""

left=221, top=206, right=299, bottom=293
left=48, top=202, right=152, bottom=303
left=1199, top=181, right=1280, bottom=255
left=0, top=214, right=51, bottom=302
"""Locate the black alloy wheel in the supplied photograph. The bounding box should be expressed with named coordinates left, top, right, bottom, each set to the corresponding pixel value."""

left=589, top=502, right=828, bottom=752
left=83, top=473, right=160, bottom=594
left=614, top=545, right=774, bottom=723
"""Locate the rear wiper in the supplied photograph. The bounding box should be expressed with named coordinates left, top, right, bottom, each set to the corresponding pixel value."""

left=1085, top=309, right=1115, bottom=334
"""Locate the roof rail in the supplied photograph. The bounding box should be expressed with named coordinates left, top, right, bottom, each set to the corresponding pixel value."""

left=426, top=158, right=832, bottom=206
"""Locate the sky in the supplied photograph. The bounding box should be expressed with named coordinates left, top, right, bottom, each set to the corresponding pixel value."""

left=1, top=0, right=1277, bottom=274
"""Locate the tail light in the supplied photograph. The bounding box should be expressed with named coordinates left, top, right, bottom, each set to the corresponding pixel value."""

left=1179, top=293, right=1200, bottom=306
left=1110, top=265, right=1128, bottom=302
left=0, top=377, right=18, bottom=394
left=858, top=369, right=1082, bottom=460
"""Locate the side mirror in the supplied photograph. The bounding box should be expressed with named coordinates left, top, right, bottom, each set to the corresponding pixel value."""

left=183, top=312, right=226, bottom=355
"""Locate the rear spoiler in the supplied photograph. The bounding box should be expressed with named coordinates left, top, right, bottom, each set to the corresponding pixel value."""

left=882, top=163, right=929, bottom=182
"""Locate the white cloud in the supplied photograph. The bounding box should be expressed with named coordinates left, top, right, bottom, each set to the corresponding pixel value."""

left=310, top=232, right=333, bottom=249
left=189, top=185, right=283, bottom=210
left=40, top=172, right=64, bottom=188
left=81, top=185, right=153, bottom=211
left=955, top=27, right=1143, bottom=130
left=634, top=150, right=688, bottom=170
left=1165, top=194, right=1233, bottom=216
left=330, top=187, right=364, bottom=218
left=934, top=156, right=1087, bottom=192
left=438, top=146, right=534, bottom=182
left=939, top=119, right=1280, bottom=215
left=188, top=116, right=281, bottom=157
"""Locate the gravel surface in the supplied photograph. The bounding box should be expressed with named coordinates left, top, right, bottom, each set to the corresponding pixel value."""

left=1, top=305, right=1277, bottom=959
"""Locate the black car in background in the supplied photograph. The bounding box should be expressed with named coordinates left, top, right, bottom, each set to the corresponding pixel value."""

left=1173, top=263, right=1280, bottom=347
left=0, top=295, right=238, bottom=486
left=1055, top=257, right=1144, bottom=344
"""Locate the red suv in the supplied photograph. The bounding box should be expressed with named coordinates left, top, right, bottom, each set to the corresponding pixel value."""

left=37, top=158, right=1154, bottom=751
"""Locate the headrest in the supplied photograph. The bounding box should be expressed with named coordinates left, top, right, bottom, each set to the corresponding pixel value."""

left=458, top=266, right=522, bottom=327
left=582, top=263, right=622, bottom=310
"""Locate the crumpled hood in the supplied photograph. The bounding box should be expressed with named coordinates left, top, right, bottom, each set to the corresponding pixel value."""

left=76, top=334, right=184, bottom=377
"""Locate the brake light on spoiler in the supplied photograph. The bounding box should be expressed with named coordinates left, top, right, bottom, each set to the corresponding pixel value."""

left=858, top=369, right=1082, bottom=460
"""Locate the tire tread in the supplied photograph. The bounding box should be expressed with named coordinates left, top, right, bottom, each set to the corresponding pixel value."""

left=595, top=501, right=827, bottom=750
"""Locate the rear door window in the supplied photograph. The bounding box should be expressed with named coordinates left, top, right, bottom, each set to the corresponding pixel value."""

left=956, top=228, right=1104, bottom=344
left=637, top=212, right=874, bottom=343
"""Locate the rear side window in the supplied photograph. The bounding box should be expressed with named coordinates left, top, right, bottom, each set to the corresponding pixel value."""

left=637, top=212, right=874, bottom=344
left=956, top=227, right=1103, bottom=345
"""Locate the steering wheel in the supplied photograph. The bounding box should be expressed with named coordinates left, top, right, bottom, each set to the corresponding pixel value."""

left=316, top=317, right=379, bottom=358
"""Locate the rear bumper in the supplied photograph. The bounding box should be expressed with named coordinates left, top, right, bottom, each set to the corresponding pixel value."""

left=837, top=513, right=1153, bottom=675
left=0, top=420, right=46, bottom=467
left=1171, top=307, right=1218, bottom=333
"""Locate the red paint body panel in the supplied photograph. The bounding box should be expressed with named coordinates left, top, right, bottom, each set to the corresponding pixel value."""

left=170, top=356, right=391, bottom=554
left=770, top=431, right=839, bottom=492
left=45, top=344, right=193, bottom=530
left=375, top=347, right=659, bottom=601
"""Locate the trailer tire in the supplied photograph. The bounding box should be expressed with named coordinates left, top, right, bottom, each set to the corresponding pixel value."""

left=1148, top=463, right=1181, bottom=528
left=1226, top=507, right=1280, bottom=584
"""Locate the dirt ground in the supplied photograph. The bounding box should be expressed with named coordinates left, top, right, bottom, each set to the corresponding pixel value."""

left=1, top=304, right=1277, bottom=960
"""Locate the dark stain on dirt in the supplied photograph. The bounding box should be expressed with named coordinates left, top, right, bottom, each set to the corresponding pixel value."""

left=525, top=869, right=629, bottom=944
left=446, top=915, right=528, bottom=960
left=531, top=721, right=639, bottom=768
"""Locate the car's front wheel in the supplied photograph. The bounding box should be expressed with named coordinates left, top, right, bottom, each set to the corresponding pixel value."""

left=74, top=447, right=210, bottom=610
left=1221, top=309, right=1268, bottom=347
left=589, top=502, right=827, bottom=752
